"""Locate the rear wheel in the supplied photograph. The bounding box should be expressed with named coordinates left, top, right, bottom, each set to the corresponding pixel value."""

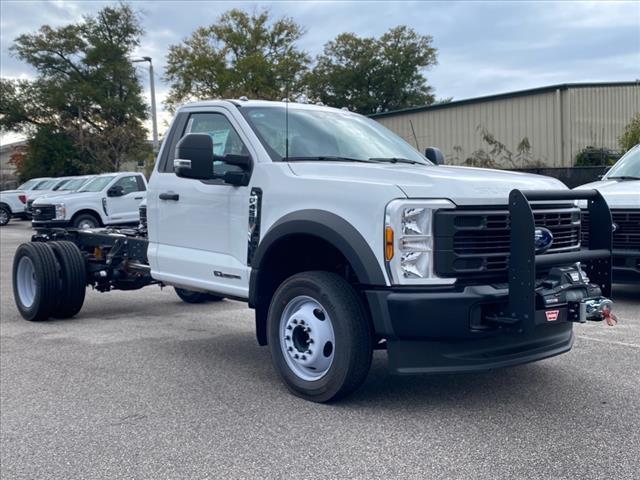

left=267, top=271, right=372, bottom=403
left=174, top=287, right=224, bottom=303
left=13, top=242, right=59, bottom=321
left=49, top=241, right=87, bottom=319
left=0, top=205, right=10, bottom=226
left=72, top=213, right=99, bottom=229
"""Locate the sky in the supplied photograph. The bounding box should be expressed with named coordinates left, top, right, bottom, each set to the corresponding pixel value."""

left=1, top=0, right=639, bottom=144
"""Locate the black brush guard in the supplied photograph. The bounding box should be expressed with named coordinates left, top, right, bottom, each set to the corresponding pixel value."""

left=497, top=188, right=612, bottom=331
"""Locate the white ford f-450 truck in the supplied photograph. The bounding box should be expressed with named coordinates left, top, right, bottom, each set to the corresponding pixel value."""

left=12, top=100, right=616, bottom=402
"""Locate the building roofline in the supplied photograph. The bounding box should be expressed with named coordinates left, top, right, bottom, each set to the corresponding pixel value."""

left=369, top=81, right=640, bottom=119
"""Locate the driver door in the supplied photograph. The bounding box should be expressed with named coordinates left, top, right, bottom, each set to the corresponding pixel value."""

left=151, top=109, right=254, bottom=299
left=106, top=175, right=146, bottom=223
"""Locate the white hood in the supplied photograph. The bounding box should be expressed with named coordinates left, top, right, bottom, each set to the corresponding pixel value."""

left=32, top=191, right=97, bottom=205
left=575, top=179, right=640, bottom=209
left=288, top=163, right=567, bottom=206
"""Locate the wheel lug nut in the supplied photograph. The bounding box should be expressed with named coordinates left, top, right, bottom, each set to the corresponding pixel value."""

left=285, top=335, right=290, bottom=340
left=307, top=350, right=312, bottom=354
left=292, top=319, right=298, bottom=324
left=286, top=325, right=292, bottom=330
left=300, top=320, right=305, bottom=325
left=294, top=354, right=299, bottom=359
left=308, top=339, right=314, bottom=344
left=301, top=355, right=306, bottom=360
left=288, top=347, right=293, bottom=352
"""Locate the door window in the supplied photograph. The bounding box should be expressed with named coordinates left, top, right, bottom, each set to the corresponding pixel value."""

left=113, top=176, right=142, bottom=195
left=185, top=113, right=249, bottom=177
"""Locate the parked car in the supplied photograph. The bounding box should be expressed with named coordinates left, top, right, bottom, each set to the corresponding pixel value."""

left=0, top=177, right=52, bottom=226
left=13, top=99, right=614, bottom=402
left=31, top=172, right=147, bottom=229
left=26, top=175, right=96, bottom=217
left=576, top=144, right=640, bottom=283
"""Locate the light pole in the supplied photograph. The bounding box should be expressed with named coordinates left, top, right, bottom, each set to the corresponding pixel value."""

left=131, top=56, right=159, bottom=152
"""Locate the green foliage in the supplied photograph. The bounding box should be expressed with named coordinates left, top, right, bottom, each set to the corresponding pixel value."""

left=307, top=26, right=437, bottom=114
left=164, top=9, right=310, bottom=110
left=463, top=126, right=542, bottom=168
left=574, top=146, right=621, bottom=166
left=0, top=4, right=149, bottom=176
left=619, top=112, right=640, bottom=152
left=18, top=126, right=82, bottom=179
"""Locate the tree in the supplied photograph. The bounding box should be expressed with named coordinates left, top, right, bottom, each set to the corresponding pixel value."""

left=619, top=112, right=640, bottom=152
left=0, top=4, right=150, bottom=176
left=164, top=9, right=309, bottom=110
left=307, top=26, right=437, bottom=115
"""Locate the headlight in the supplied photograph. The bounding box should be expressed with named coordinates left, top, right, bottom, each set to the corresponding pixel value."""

left=384, top=199, right=456, bottom=285
left=54, top=203, right=66, bottom=220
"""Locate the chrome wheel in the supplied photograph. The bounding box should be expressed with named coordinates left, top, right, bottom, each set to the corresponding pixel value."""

left=0, top=208, right=9, bottom=225
left=78, top=219, right=96, bottom=229
left=16, top=256, right=37, bottom=308
left=279, top=295, right=335, bottom=381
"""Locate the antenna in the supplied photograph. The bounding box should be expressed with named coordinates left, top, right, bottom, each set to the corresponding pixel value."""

left=409, top=119, right=420, bottom=151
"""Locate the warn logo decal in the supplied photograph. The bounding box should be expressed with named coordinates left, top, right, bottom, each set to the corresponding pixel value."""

left=545, top=310, right=560, bottom=322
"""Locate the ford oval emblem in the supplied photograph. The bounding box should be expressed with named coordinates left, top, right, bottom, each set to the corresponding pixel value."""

left=534, top=227, right=554, bottom=253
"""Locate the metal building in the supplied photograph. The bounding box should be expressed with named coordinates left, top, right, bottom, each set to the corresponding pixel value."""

left=371, top=82, right=640, bottom=168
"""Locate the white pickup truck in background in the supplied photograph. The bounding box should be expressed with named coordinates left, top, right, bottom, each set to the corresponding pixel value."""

left=576, top=144, right=640, bottom=283
left=12, top=99, right=616, bottom=402
left=0, top=177, right=53, bottom=226
left=31, top=172, right=147, bottom=229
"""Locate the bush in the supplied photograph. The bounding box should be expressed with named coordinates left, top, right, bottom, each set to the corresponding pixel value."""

left=574, top=146, right=622, bottom=167
left=619, top=113, right=640, bottom=152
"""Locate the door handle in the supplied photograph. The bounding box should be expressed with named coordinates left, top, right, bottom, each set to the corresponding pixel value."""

left=134, top=196, right=143, bottom=200
left=159, top=192, right=179, bottom=201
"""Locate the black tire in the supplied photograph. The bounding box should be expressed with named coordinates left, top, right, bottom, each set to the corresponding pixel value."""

left=174, top=287, right=224, bottom=303
left=72, top=213, right=100, bottom=229
left=0, top=205, right=10, bottom=226
left=12, top=242, right=60, bottom=321
left=49, top=241, right=87, bottom=319
left=267, top=271, right=372, bottom=403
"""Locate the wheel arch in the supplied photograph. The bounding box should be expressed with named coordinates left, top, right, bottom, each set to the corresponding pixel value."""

left=71, top=208, right=104, bottom=226
left=0, top=201, right=12, bottom=213
left=249, top=210, right=386, bottom=345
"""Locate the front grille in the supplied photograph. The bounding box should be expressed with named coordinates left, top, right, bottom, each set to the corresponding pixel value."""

left=32, top=204, right=55, bottom=221
left=434, top=205, right=581, bottom=281
left=582, top=209, right=640, bottom=250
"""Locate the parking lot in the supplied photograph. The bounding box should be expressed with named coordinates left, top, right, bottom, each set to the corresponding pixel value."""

left=0, top=220, right=638, bottom=479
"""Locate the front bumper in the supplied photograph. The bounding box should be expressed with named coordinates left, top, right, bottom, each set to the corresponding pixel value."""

left=366, top=285, right=574, bottom=374
left=31, top=219, right=71, bottom=229
left=613, top=249, right=640, bottom=283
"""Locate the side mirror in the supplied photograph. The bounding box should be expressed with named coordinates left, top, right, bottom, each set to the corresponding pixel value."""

left=107, top=185, right=124, bottom=197
left=425, top=147, right=445, bottom=166
left=174, top=133, right=214, bottom=180
left=219, top=153, right=251, bottom=169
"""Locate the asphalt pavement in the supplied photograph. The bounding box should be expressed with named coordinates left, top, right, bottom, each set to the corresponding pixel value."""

left=1, top=220, right=639, bottom=479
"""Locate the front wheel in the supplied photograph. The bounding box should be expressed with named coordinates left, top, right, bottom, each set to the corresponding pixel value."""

left=267, top=271, right=372, bottom=403
left=72, top=213, right=99, bottom=229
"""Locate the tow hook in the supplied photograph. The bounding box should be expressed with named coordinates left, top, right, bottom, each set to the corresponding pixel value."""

left=574, top=297, right=616, bottom=325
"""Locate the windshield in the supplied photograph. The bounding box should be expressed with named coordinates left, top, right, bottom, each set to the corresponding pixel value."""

left=17, top=179, right=40, bottom=190
left=59, top=177, right=92, bottom=191
left=52, top=179, right=71, bottom=190
left=605, top=145, right=640, bottom=179
left=33, top=180, right=56, bottom=190
left=240, top=106, right=429, bottom=165
left=78, top=176, right=115, bottom=192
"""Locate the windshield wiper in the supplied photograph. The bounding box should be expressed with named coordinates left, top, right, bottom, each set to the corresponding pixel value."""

left=284, top=156, right=376, bottom=163
left=368, top=157, right=423, bottom=165
left=607, top=176, right=640, bottom=180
